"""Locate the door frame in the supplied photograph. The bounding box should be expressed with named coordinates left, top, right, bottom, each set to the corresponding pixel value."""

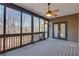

left=52, top=21, right=67, bottom=40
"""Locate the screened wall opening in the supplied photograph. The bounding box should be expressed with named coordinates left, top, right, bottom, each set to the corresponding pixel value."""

left=45, top=20, right=48, bottom=39
left=6, top=7, right=21, bottom=34
left=22, top=13, right=32, bottom=45
left=39, top=18, right=45, bottom=40
left=0, top=4, right=49, bottom=53
left=0, top=5, right=4, bottom=52
left=33, top=16, right=40, bottom=42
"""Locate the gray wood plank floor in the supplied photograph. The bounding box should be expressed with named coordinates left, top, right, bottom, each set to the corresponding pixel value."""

left=0, top=38, right=79, bottom=56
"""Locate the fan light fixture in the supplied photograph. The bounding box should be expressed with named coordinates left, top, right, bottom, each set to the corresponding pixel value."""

left=46, top=3, right=52, bottom=17
left=46, top=3, right=59, bottom=17
left=46, top=10, right=52, bottom=17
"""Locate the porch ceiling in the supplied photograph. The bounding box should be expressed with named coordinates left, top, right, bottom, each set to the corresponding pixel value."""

left=15, top=3, right=79, bottom=19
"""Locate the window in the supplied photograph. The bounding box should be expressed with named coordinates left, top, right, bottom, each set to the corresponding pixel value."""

left=0, top=5, right=4, bottom=35
left=22, top=35, right=31, bottom=45
left=45, top=20, right=48, bottom=32
left=5, top=36, right=20, bottom=50
left=33, top=34, right=40, bottom=42
left=40, top=18, right=44, bottom=32
left=45, top=20, right=48, bottom=38
left=0, top=38, right=3, bottom=51
left=34, top=16, right=39, bottom=32
left=22, top=13, right=31, bottom=33
left=6, top=7, right=21, bottom=34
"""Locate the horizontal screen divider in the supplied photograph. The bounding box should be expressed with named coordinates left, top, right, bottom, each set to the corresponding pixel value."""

left=0, top=32, right=44, bottom=38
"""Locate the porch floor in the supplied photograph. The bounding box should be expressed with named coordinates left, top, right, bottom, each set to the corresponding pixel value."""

left=1, top=38, right=79, bottom=56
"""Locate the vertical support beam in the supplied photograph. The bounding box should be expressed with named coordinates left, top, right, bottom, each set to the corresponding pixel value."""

left=65, top=22, right=67, bottom=40
left=52, top=23, right=54, bottom=38
left=78, top=13, right=79, bottom=43
left=20, top=11, right=22, bottom=46
left=39, top=18, right=40, bottom=40
left=58, top=23, right=60, bottom=38
left=31, top=15, right=34, bottom=43
left=44, top=20, right=45, bottom=39
left=48, top=20, right=49, bottom=38
left=3, top=5, right=6, bottom=51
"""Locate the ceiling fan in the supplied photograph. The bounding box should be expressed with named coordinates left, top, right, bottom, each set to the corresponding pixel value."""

left=46, top=3, right=59, bottom=17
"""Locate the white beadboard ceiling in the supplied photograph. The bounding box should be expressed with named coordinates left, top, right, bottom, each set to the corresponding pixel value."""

left=15, top=3, right=79, bottom=19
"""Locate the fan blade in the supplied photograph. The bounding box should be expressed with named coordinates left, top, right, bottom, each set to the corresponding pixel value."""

left=52, top=13, right=58, bottom=16
left=53, top=9, right=59, bottom=12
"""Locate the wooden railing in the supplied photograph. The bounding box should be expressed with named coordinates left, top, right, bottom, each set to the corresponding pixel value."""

left=0, top=32, right=45, bottom=53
